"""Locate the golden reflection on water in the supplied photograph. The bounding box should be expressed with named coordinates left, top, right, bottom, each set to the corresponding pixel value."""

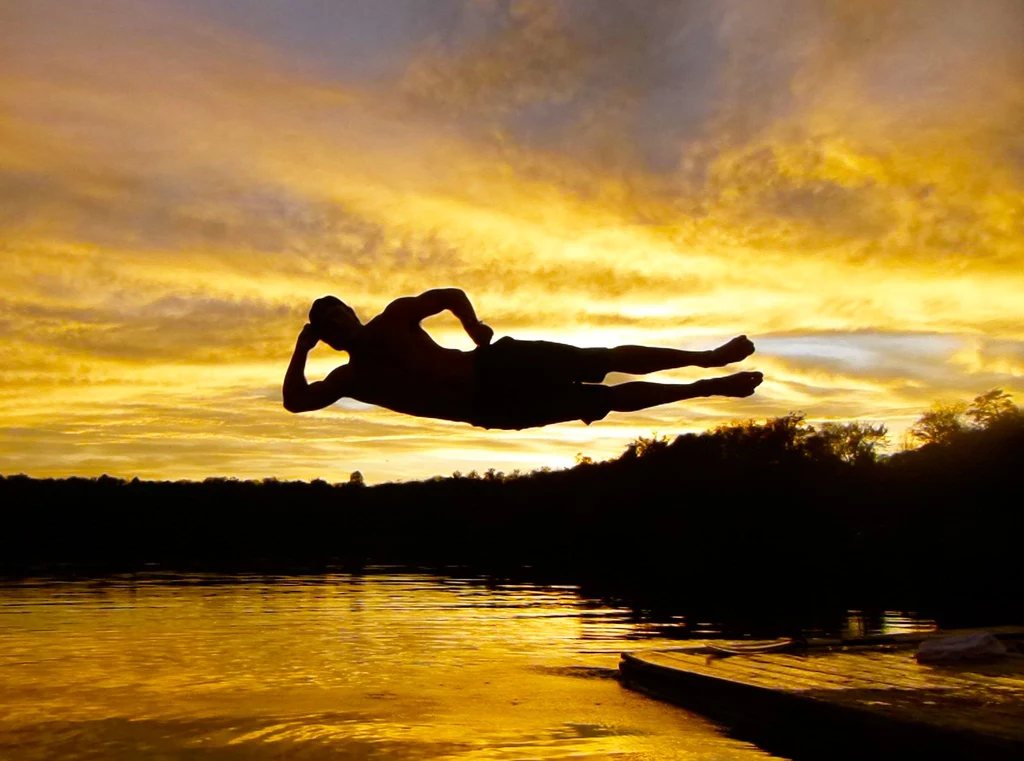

left=0, top=574, right=926, bottom=760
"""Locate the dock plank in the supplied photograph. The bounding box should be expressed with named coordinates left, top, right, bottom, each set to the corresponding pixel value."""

left=620, top=630, right=1024, bottom=760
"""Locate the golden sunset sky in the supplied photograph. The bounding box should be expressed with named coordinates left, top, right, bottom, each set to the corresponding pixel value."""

left=2, top=0, right=1022, bottom=483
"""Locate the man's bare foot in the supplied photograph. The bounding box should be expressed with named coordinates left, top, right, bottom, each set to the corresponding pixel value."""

left=706, top=335, right=755, bottom=367
left=709, top=371, right=763, bottom=397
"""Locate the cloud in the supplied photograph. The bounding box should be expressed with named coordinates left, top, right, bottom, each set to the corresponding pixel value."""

left=950, top=339, right=1024, bottom=379
left=1, top=0, right=1022, bottom=482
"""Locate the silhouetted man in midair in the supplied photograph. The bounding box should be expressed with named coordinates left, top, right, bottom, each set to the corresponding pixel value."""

left=283, top=288, right=762, bottom=430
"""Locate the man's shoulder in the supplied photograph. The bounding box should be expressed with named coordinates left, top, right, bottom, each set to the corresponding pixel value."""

left=378, top=290, right=463, bottom=323
left=372, top=297, right=420, bottom=325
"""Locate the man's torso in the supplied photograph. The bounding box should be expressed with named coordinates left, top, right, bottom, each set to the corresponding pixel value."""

left=345, top=311, right=478, bottom=423
left=340, top=316, right=606, bottom=429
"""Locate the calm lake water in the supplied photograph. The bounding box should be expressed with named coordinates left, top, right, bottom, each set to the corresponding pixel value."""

left=0, top=572, right=935, bottom=760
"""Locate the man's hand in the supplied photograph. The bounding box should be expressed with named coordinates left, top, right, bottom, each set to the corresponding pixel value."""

left=467, top=321, right=494, bottom=347
left=296, top=324, right=320, bottom=353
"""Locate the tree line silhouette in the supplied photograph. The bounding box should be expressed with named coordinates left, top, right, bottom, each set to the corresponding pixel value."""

left=2, top=389, right=1021, bottom=622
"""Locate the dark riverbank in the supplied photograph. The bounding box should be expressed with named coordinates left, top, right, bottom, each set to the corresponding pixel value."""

left=4, top=398, right=1022, bottom=631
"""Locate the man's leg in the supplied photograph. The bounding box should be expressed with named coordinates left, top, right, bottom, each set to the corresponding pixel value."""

left=602, top=371, right=763, bottom=414
left=586, top=335, right=755, bottom=378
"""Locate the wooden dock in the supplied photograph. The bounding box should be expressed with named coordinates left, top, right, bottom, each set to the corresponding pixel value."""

left=619, top=628, right=1024, bottom=761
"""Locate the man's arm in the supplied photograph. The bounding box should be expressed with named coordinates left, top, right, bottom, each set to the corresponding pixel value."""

left=387, top=288, right=494, bottom=346
left=282, top=325, right=352, bottom=413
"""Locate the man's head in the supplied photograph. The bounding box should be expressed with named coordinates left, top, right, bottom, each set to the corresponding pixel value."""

left=308, top=295, right=361, bottom=350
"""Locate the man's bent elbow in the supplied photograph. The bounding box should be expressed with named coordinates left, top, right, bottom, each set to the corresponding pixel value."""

left=282, top=396, right=307, bottom=414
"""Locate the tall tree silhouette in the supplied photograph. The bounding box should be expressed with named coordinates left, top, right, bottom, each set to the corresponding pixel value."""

left=908, top=401, right=968, bottom=446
